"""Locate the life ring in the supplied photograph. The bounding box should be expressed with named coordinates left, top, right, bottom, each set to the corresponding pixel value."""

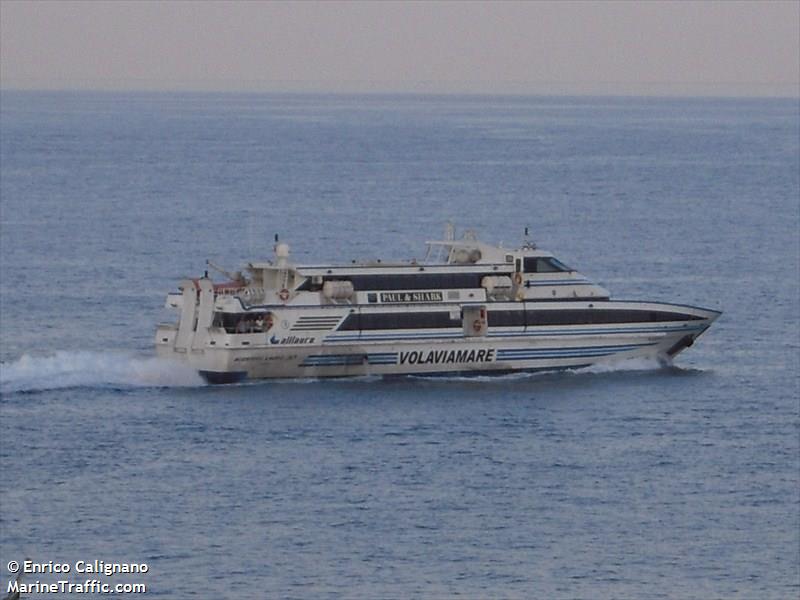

left=278, top=288, right=290, bottom=302
left=513, top=272, right=523, bottom=286
left=472, top=319, right=483, bottom=333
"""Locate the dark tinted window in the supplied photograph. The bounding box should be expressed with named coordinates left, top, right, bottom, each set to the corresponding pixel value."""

left=353, top=273, right=487, bottom=290
left=525, top=309, right=700, bottom=326
left=339, top=311, right=459, bottom=330
left=337, top=307, right=701, bottom=331
left=298, top=272, right=497, bottom=291
left=488, top=310, right=525, bottom=327
left=523, top=257, right=571, bottom=273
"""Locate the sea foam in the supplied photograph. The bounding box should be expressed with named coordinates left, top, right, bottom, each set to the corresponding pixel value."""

left=0, top=351, right=205, bottom=394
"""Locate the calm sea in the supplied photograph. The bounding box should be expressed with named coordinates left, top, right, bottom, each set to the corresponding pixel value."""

left=1, top=91, right=798, bottom=598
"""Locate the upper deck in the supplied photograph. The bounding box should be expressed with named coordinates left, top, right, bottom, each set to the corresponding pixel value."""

left=196, top=226, right=611, bottom=311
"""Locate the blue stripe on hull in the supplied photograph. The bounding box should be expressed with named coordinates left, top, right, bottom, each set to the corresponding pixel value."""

left=386, top=364, right=592, bottom=378
left=301, top=343, right=656, bottom=368
left=496, top=342, right=653, bottom=356
left=496, top=343, right=656, bottom=361
left=302, top=352, right=399, bottom=367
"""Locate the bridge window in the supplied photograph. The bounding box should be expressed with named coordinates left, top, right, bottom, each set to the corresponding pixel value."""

left=523, top=257, right=571, bottom=273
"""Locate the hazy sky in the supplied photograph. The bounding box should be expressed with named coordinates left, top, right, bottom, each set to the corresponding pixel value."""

left=1, top=0, right=798, bottom=96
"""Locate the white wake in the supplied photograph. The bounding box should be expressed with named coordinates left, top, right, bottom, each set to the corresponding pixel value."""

left=0, top=351, right=205, bottom=394
left=576, top=355, right=670, bottom=374
left=401, top=356, right=669, bottom=383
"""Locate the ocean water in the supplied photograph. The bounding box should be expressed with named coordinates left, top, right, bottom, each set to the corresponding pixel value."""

left=1, top=91, right=798, bottom=598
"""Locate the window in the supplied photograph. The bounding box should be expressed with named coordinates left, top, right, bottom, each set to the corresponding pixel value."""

left=525, top=309, right=701, bottom=326
left=523, top=257, right=571, bottom=273
left=213, top=312, right=270, bottom=334
left=488, top=310, right=525, bottom=327
left=339, top=311, right=459, bottom=331
left=354, top=273, right=488, bottom=291
left=299, top=272, right=499, bottom=292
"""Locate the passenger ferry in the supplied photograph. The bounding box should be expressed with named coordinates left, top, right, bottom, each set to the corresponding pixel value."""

left=155, top=225, right=720, bottom=383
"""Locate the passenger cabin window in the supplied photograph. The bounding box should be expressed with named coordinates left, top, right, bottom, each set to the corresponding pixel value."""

left=339, top=311, right=459, bottom=331
left=213, top=312, right=269, bottom=334
left=297, top=272, right=502, bottom=292
left=523, top=257, right=571, bottom=273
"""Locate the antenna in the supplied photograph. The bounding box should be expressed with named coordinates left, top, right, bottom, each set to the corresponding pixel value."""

left=522, top=226, right=537, bottom=249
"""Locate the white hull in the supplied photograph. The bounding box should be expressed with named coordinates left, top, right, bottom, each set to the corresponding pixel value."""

left=156, top=228, right=720, bottom=383
left=156, top=301, right=718, bottom=383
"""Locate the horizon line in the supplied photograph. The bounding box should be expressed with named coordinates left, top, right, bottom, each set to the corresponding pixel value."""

left=1, top=85, right=799, bottom=101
